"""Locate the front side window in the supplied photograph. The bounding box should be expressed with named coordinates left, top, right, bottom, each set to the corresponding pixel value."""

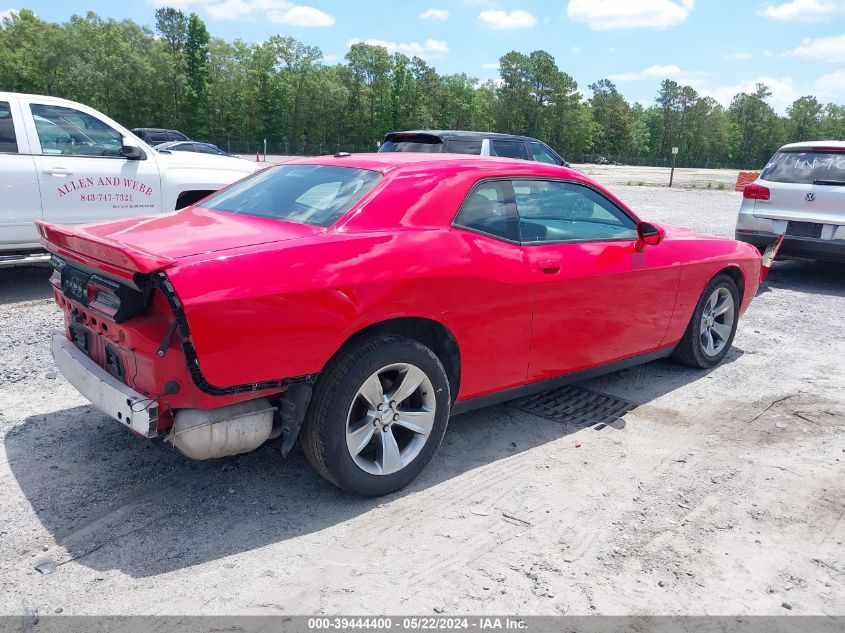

left=513, top=180, right=637, bottom=244
left=528, top=142, right=559, bottom=165
left=490, top=139, right=529, bottom=160
left=197, top=164, right=382, bottom=227
left=0, top=101, right=18, bottom=154
left=453, top=180, right=519, bottom=242
left=761, top=150, right=845, bottom=184
left=30, top=104, right=123, bottom=157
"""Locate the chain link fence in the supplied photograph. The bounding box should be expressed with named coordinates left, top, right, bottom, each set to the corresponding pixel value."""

left=569, top=153, right=762, bottom=171
left=205, top=138, right=762, bottom=170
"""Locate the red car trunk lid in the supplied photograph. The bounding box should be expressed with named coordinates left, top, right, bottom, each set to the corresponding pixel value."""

left=38, top=208, right=322, bottom=277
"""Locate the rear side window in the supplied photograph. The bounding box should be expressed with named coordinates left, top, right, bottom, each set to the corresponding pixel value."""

left=453, top=180, right=519, bottom=242
left=444, top=139, right=482, bottom=155
left=380, top=136, right=443, bottom=153
left=198, top=164, right=382, bottom=227
left=0, top=101, right=17, bottom=153
left=490, top=139, right=529, bottom=160
left=761, top=150, right=845, bottom=184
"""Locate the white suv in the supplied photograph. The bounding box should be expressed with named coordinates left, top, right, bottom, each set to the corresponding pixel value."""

left=0, top=91, right=259, bottom=266
left=736, top=140, right=845, bottom=263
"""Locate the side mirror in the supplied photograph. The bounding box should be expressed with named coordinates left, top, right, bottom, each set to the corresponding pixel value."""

left=637, top=222, right=663, bottom=246
left=121, top=137, right=144, bottom=160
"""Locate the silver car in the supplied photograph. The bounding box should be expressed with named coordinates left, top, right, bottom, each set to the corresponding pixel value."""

left=735, top=140, right=845, bottom=263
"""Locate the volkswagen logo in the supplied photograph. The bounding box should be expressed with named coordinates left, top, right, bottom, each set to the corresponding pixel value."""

left=805, top=192, right=816, bottom=202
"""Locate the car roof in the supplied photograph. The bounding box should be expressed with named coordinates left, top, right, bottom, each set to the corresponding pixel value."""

left=281, top=152, right=576, bottom=177
left=131, top=127, right=185, bottom=134
left=384, top=129, right=542, bottom=142
left=777, top=140, right=845, bottom=151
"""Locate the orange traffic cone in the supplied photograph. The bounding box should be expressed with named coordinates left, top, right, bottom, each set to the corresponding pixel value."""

left=255, top=151, right=260, bottom=162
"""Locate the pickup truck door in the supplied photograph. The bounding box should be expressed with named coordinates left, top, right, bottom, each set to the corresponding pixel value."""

left=513, top=179, right=680, bottom=382
left=0, top=98, right=42, bottom=251
left=20, top=98, right=163, bottom=226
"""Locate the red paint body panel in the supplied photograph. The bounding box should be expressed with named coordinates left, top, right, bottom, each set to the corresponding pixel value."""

left=40, top=154, right=762, bottom=423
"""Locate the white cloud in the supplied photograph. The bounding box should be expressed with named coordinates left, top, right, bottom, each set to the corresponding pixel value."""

left=347, top=38, right=450, bottom=59
left=571, top=46, right=582, bottom=54
left=267, top=5, right=333, bottom=26
left=419, top=8, right=449, bottom=20
left=0, top=8, right=16, bottom=20
left=812, top=68, right=845, bottom=103
left=607, top=64, right=708, bottom=88
left=567, top=0, right=694, bottom=30
left=481, top=62, right=500, bottom=69
left=724, top=52, right=753, bottom=60
left=701, top=76, right=800, bottom=113
left=763, top=49, right=775, bottom=57
left=782, top=33, right=845, bottom=63
left=149, top=0, right=333, bottom=26
left=478, top=9, right=537, bottom=29
left=758, top=0, right=845, bottom=22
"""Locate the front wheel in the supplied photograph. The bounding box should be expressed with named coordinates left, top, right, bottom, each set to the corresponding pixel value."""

left=671, top=273, right=740, bottom=368
left=300, top=335, right=451, bottom=496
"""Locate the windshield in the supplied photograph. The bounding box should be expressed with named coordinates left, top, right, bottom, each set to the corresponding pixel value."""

left=761, top=150, right=845, bottom=184
left=197, top=164, right=383, bottom=227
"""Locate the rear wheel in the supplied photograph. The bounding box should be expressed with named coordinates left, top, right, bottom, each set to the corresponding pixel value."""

left=671, top=274, right=739, bottom=368
left=300, top=335, right=450, bottom=496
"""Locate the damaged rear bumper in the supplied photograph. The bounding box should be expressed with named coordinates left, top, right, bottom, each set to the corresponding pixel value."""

left=50, top=331, right=158, bottom=438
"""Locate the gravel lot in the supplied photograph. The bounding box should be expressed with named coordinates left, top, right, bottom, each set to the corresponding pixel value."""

left=0, top=170, right=843, bottom=617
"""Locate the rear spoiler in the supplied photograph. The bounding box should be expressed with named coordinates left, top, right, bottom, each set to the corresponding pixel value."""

left=37, top=221, right=176, bottom=281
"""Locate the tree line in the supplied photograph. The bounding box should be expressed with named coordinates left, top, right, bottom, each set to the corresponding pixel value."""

left=2, top=8, right=844, bottom=168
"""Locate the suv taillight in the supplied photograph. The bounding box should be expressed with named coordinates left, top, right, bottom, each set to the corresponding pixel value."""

left=743, top=183, right=770, bottom=200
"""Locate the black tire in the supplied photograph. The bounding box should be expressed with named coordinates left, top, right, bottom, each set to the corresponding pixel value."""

left=671, top=273, right=740, bottom=369
left=300, top=335, right=451, bottom=496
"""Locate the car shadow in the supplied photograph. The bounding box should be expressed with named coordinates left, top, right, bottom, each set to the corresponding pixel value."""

left=5, top=352, right=727, bottom=579
left=0, top=265, right=52, bottom=304
left=765, top=259, right=845, bottom=298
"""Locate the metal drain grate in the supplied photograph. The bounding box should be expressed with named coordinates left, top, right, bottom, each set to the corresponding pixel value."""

left=509, top=385, right=636, bottom=430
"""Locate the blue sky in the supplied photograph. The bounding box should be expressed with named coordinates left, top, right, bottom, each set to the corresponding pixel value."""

left=3, top=0, right=845, bottom=113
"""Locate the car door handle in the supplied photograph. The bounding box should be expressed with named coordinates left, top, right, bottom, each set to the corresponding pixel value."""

left=536, top=259, right=561, bottom=274
left=42, top=167, right=72, bottom=176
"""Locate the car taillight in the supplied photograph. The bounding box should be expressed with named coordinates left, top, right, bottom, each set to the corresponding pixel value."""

left=743, top=183, right=770, bottom=200
left=87, top=276, right=122, bottom=319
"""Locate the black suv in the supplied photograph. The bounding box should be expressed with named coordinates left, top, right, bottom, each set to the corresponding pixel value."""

left=379, top=130, right=570, bottom=167
left=131, top=128, right=190, bottom=146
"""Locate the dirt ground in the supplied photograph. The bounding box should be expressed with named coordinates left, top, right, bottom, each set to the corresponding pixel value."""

left=0, top=169, right=843, bottom=617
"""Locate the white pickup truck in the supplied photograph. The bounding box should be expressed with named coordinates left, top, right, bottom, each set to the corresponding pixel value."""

left=0, top=91, right=260, bottom=266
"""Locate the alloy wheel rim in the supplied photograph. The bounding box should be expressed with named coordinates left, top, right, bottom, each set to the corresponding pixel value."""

left=345, top=363, right=436, bottom=476
left=699, top=287, right=735, bottom=357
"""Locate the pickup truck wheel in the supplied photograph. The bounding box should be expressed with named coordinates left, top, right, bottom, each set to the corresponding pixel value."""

left=300, top=335, right=450, bottom=496
left=671, top=273, right=739, bottom=369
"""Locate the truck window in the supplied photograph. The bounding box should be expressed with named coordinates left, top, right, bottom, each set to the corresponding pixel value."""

left=0, top=101, right=18, bottom=154
left=31, top=104, right=124, bottom=158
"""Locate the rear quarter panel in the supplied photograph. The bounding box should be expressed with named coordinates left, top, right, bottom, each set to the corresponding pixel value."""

left=167, top=228, right=534, bottom=401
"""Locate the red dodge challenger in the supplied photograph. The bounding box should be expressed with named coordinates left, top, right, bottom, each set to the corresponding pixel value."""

left=39, top=154, right=761, bottom=495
